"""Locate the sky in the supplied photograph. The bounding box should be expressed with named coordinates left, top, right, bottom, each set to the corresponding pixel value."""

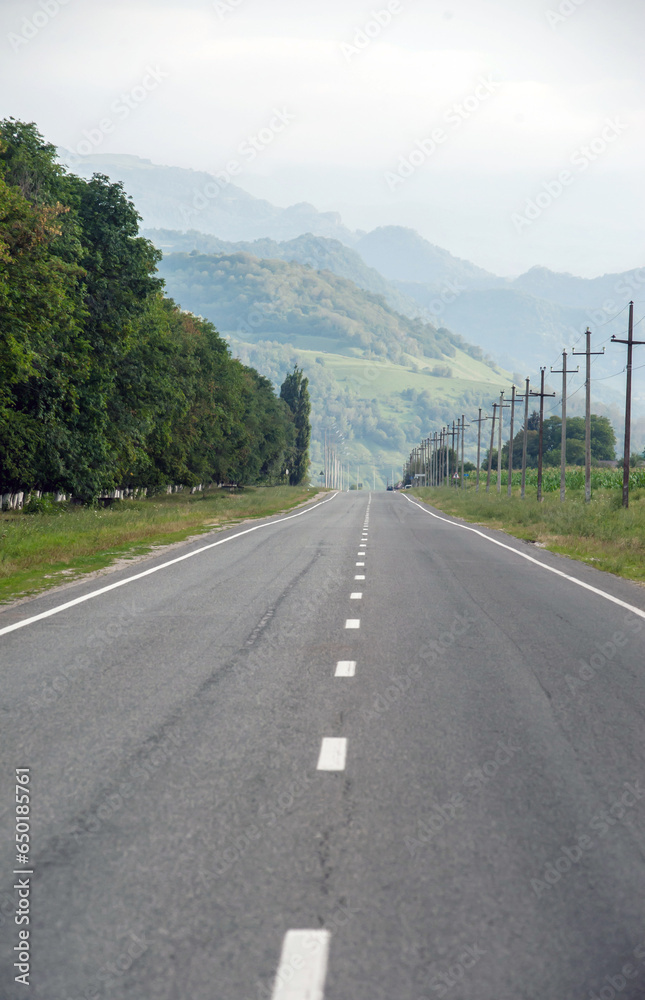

left=2, top=0, right=643, bottom=277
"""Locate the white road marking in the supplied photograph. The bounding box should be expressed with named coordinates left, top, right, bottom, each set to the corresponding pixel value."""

left=350, top=592, right=362, bottom=599
left=335, top=660, right=356, bottom=677
left=317, top=738, right=347, bottom=771
left=354, top=574, right=365, bottom=580
left=270, top=929, right=331, bottom=1000
left=401, top=493, right=645, bottom=622
left=345, top=619, right=360, bottom=628
left=356, top=561, right=365, bottom=567
left=0, top=493, right=341, bottom=638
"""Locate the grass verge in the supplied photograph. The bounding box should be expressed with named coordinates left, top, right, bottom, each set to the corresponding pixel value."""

left=0, top=485, right=321, bottom=606
left=410, top=486, right=645, bottom=585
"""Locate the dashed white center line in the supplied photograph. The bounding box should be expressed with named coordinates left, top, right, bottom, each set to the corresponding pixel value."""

left=317, top=738, right=347, bottom=771
left=355, top=561, right=365, bottom=567
left=350, top=592, right=362, bottom=599
left=270, top=929, right=331, bottom=1000
left=354, top=574, right=365, bottom=580
left=335, top=660, right=356, bottom=677
left=345, top=619, right=360, bottom=628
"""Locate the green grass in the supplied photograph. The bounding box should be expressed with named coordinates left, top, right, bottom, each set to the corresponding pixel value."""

left=410, top=484, right=645, bottom=584
left=0, top=485, right=319, bottom=605
left=293, top=345, right=512, bottom=398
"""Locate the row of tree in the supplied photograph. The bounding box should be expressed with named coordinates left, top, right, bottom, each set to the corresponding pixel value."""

left=0, top=119, right=310, bottom=501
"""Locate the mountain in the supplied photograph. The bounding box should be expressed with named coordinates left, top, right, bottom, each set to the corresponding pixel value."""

left=57, top=152, right=356, bottom=244
left=144, top=229, right=425, bottom=319
left=156, top=251, right=514, bottom=483
left=55, top=149, right=644, bottom=450
left=354, top=226, right=505, bottom=289
left=156, top=251, right=491, bottom=365
left=511, top=265, right=645, bottom=311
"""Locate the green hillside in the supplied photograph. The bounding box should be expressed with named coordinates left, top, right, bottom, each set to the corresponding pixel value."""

left=157, top=251, right=490, bottom=365
left=228, top=340, right=513, bottom=489
left=145, top=229, right=422, bottom=318
left=156, top=250, right=514, bottom=486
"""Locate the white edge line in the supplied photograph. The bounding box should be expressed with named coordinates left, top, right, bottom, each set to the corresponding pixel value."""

left=401, top=493, right=645, bottom=622
left=0, top=493, right=340, bottom=637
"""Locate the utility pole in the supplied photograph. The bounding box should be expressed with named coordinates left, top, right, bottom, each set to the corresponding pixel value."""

left=444, top=426, right=449, bottom=486
left=472, top=409, right=489, bottom=493
left=486, top=403, right=497, bottom=493
left=550, top=351, right=579, bottom=502
left=611, top=302, right=645, bottom=508
left=460, top=414, right=469, bottom=488
left=521, top=376, right=530, bottom=499
left=507, top=385, right=525, bottom=498
left=573, top=328, right=605, bottom=503
left=530, top=368, right=556, bottom=502
left=496, top=392, right=510, bottom=494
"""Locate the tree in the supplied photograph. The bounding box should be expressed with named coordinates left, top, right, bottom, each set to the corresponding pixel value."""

left=280, top=366, right=311, bottom=485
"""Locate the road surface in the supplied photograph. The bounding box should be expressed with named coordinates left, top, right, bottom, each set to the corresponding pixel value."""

left=1, top=490, right=645, bottom=999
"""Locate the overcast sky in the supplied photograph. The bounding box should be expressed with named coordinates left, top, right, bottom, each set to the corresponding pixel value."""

left=2, top=0, right=643, bottom=277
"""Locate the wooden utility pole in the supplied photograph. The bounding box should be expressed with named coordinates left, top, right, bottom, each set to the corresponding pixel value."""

left=506, top=385, right=524, bottom=497
left=611, top=302, right=645, bottom=508
left=521, top=376, right=530, bottom=499
left=496, top=392, right=511, bottom=494
left=486, top=403, right=497, bottom=493
left=472, top=409, right=489, bottom=493
left=573, top=328, right=605, bottom=503
left=530, top=368, right=556, bottom=502
left=550, top=351, right=579, bottom=502
left=460, top=414, right=469, bottom=488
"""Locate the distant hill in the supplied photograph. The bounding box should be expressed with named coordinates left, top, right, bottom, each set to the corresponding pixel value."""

left=511, top=265, right=645, bottom=311
left=156, top=251, right=492, bottom=366
left=57, top=152, right=357, bottom=244
left=156, top=250, right=514, bottom=482
left=55, top=149, right=644, bottom=447
left=145, top=229, right=423, bottom=318
left=354, top=226, right=505, bottom=289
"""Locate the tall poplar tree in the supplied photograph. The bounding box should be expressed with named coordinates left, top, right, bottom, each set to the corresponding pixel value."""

left=280, top=366, right=311, bottom=485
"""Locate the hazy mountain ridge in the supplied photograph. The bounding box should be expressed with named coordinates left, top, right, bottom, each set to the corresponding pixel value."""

left=57, top=151, right=644, bottom=450
left=156, top=251, right=494, bottom=368
left=58, top=151, right=357, bottom=244
left=144, top=229, right=425, bottom=319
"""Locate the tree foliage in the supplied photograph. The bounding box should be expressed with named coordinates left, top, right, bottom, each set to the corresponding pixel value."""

left=280, top=367, right=311, bottom=485
left=0, top=120, right=296, bottom=498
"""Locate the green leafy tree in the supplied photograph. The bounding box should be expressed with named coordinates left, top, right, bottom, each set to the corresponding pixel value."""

left=280, top=366, right=311, bottom=485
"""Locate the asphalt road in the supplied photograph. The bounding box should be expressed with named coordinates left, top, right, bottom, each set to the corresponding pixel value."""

left=1, top=490, right=645, bottom=1000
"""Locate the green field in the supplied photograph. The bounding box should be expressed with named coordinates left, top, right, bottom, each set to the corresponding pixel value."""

left=0, top=485, right=319, bottom=606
